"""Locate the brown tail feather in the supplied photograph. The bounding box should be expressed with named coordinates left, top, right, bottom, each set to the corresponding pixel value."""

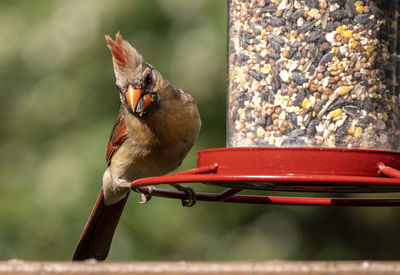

left=72, top=189, right=128, bottom=261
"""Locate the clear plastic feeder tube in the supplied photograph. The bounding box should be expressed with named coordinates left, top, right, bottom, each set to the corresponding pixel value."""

left=228, top=0, right=400, bottom=150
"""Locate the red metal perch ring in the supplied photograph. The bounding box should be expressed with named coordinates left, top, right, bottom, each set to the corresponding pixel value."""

left=130, top=148, right=400, bottom=206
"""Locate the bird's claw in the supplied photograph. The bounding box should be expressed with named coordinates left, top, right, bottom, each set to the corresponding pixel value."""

left=171, top=184, right=196, bottom=207
left=181, top=186, right=196, bottom=207
left=134, top=186, right=156, bottom=204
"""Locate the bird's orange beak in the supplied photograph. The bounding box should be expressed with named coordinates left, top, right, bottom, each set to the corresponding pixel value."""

left=126, top=85, right=142, bottom=111
left=125, top=85, right=152, bottom=116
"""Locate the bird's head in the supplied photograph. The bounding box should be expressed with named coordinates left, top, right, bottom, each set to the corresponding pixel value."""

left=105, top=33, right=160, bottom=116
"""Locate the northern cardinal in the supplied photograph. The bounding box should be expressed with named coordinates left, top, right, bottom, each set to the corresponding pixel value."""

left=72, top=33, right=201, bottom=261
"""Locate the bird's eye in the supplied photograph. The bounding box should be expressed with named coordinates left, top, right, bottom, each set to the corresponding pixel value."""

left=144, top=73, right=153, bottom=85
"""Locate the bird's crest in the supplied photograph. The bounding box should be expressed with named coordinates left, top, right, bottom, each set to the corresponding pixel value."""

left=105, top=33, right=144, bottom=88
left=105, top=32, right=143, bottom=69
left=105, top=32, right=130, bottom=68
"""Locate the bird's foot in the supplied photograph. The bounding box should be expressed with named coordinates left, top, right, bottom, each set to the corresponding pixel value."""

left=171, top=184, right=196, bottom=207
left=134, top=186, right=156, bottom=204
left=115, top=179, right=154, bottom=204
left=115, top=178, right=132, bottom=188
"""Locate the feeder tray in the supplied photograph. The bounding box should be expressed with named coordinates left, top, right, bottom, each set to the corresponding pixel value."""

left=130, top=147, right=400, bottom=207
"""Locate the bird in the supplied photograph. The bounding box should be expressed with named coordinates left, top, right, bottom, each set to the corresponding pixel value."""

left=72, top=33, right=201, bottom=261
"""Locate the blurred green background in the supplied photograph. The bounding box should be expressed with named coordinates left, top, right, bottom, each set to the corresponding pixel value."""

left=1, top=0, right=400, bottom=261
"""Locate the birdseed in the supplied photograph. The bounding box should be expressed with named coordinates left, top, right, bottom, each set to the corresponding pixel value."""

left=228, top=0, right=400, bottom=150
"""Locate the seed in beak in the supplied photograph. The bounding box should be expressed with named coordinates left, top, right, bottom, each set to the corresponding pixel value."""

left=138, top=94, right=152, bottom=116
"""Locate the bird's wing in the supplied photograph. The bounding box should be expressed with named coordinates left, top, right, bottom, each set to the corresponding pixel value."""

left=106, top=111, right=128, bottom=166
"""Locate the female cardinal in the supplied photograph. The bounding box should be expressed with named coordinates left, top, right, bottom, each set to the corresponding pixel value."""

left=72, top=33, right=201, bottom=261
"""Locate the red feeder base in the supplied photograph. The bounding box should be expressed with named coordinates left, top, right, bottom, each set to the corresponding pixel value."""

left=130, top=148, right=400, bottom=206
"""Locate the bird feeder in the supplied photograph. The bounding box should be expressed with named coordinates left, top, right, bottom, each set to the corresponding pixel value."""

left=131, top=0, right=400, bottom=206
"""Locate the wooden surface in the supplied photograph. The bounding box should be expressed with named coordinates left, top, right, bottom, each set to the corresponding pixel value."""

left=1, top=260, right=400, bottom=274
